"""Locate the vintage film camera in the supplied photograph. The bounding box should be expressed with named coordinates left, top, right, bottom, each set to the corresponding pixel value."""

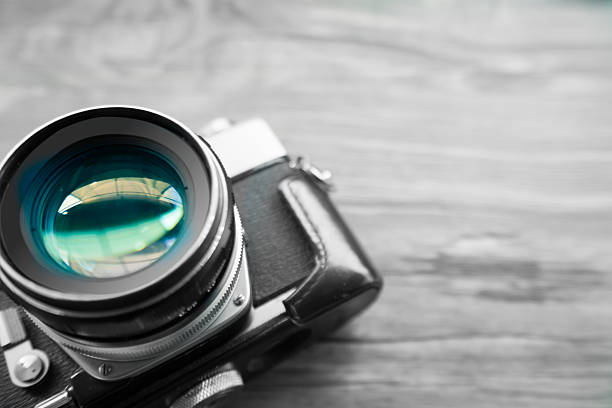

left=0, top=106, right=382, bottom=407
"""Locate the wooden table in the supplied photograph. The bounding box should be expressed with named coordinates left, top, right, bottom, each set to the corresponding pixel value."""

left=1, top=0, right=611, bottom=406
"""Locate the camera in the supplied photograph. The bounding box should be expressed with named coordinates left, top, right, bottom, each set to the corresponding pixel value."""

left=0, top=106, right=382, bottom=408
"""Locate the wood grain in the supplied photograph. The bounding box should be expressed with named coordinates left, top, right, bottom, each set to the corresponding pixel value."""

left=1, top=0, right=612, bottom=406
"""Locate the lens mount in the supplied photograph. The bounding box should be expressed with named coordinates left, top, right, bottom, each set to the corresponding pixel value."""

left=0, top=106, right=238, bottom=339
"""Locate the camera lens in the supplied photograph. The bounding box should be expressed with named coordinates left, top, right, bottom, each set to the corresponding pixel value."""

left=32, top=146, right=186, bottom=278
left=0, top=106, right=237, bottom=340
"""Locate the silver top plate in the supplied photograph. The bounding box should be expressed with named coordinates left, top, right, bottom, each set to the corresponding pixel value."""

left=202, top=118, right=288, bottom=178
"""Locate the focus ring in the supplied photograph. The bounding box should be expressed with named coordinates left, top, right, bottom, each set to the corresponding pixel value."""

left=31, top=207, right=244, bottom=362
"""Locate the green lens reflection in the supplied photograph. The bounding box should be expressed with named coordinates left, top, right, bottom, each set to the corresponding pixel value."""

left=35, top=148, right=186, bottom=278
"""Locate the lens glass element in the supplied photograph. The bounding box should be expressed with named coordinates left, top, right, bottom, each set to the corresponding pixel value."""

left=33, top=146, right=186, bottom=278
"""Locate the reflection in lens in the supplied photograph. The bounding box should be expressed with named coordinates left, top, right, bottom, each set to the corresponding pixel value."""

left=35, top=148, right=186, bottom=278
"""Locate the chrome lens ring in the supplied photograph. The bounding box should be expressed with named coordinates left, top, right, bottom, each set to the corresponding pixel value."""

left=30, top=206, right=245, bottom=363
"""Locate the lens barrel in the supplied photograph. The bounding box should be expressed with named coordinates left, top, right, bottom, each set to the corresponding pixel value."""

left=0, top=106, right=236, bottom=340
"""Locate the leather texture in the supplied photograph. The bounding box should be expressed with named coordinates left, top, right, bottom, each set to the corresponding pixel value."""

left=279, top=177, right=382, bottom=324
left=232, top=161, right=315, bottom=306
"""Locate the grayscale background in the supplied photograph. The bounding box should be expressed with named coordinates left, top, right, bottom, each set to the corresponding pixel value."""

left=0, top=0, right=611, bottom=407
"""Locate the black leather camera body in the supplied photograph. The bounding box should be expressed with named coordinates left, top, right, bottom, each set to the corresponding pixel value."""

left=0, top=107, right=382, bottom=408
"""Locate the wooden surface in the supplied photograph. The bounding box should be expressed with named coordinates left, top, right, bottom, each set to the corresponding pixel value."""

left=1, top=0, right=612, bottom=406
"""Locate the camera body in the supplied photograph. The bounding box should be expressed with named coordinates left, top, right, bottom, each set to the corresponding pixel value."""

left=0, top=110, right=382, bottom=408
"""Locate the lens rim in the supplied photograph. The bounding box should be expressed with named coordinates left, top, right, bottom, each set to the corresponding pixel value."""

left=0, top=106, right=235, bottom=338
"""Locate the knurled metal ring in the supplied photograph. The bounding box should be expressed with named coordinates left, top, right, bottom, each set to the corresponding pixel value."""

left=30, top=206, right=244, bottom=362
left=170, top=363, right=243, bottom=408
